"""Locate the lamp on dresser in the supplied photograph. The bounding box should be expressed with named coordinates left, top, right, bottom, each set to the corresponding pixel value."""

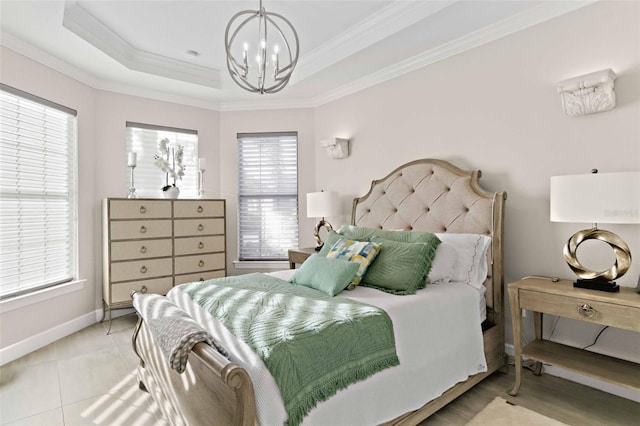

left=550, top=170, right=640, bottom=292
left=307, top=191, right=340, bottom=251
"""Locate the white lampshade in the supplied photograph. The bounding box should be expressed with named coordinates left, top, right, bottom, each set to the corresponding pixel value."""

left=307, top=191, right=341, bottom=218
left=550, top=171, right=640, bottom=224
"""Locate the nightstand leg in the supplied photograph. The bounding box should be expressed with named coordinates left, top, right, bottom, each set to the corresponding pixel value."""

left=533, top=312, right=543, bottom=376
left=508, top=286, right=522, bottom=396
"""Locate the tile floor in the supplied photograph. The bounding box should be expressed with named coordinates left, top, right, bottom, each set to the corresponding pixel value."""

left=0, top=315, right=166, bottom=426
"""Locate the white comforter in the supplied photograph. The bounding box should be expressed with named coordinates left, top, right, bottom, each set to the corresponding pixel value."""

left=168, top=270, right=487, bottom=426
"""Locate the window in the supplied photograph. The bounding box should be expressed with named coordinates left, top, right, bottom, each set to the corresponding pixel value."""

left=0, top=84, right=77, bottom=299
left=125, top=122, right=198, bottom=198
left=238, top=132, right=298, bottom=261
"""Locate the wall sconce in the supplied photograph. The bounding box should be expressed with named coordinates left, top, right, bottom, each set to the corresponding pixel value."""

left=321, top=138, right=350, bottom=159
left=557, top=69, right=616, bottom=116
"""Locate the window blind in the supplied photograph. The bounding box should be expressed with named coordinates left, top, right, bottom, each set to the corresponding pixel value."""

left=0, top=84, right=77, bottom=299
left=125, top=122, right=198, bottom=198
left=238, top=132, right=298, bottom=260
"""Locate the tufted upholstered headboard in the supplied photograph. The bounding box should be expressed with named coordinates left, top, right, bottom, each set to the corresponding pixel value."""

left=352, top=159, right=506, bottom=325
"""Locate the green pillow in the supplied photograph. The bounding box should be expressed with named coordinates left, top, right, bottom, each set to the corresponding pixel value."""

left=325, top=239, right=381, bottom=286
left=361, top=236, right=441, bottom=295
left=338, top=225, right=439, bottom=244
left=290, top=254, right=359, bottom=296
left=317, top=231, right=345, bottom=256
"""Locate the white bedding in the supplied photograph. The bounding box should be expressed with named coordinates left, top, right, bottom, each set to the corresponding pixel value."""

left=168, top=270, right=487, bottom=426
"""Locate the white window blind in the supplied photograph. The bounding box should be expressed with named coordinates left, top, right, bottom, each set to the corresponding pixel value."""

left=0, top=84, right=77, bottom=299
left=125, top=122, right=198, bottom=198
left=238, top=132, right=298, bottom=261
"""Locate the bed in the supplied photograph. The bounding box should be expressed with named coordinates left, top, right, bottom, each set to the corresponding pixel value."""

left=132, top=158, right=507, bottom=425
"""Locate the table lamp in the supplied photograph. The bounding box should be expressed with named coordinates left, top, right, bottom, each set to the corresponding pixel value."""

left=550, top=170, right=640, bottom=292
left=307, top=191, right=340, bottom=251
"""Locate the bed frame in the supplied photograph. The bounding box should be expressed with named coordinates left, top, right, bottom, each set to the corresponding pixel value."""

left=132, top=158, right=507, bottom=425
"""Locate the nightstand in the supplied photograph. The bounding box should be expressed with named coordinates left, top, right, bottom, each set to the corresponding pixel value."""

left=287, top=247, right=316, bottom=269
left=508, top=277, right=640, bottom=396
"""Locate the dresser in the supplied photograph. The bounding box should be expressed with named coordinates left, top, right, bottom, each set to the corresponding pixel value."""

left=102, top=198, right=226, bottom=331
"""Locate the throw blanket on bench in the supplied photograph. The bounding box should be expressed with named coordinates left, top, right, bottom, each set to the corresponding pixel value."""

left=177, top=273, right=399, bottom=426
left=132, top=293, right=228, bottom=373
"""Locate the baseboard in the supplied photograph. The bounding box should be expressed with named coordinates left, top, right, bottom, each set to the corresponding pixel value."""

left=505, top=343, right=640, bottom=402
left=0, top=309, right=101, bottom=366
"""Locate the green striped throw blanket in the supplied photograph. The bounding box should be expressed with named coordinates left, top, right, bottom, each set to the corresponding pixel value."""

left=178, top=273, right=399, bottom=426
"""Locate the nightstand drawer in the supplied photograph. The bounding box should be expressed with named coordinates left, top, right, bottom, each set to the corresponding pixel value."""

left=109, top=200, right=172, bottom=219
left=520, top=289, right=640, bottom=332
left=111, top=220, right=172, bottom=240
left=174, top=218, right=224, bottom=236
left=174, top=235, right=225, bottom=256
left=174, top=253, right=225, bottom=275
left=111, top=239, right=173, bottom=261
left=174, top=200, right=224, bottom=218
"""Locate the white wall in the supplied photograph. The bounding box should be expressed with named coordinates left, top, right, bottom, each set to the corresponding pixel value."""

left=314, top=0, right=640, bottom=359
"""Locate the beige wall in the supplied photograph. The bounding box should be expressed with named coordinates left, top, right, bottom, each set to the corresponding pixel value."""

left=314, top=1, right=640, bottom=353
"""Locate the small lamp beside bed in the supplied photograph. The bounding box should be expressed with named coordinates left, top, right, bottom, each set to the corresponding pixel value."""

left=550, top=170, right=640, bottom=292
left=307, top=191, right=341, bottom=251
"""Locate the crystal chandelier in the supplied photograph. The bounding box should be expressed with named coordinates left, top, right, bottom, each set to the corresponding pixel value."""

left=224, top=0, right=300, bottom=94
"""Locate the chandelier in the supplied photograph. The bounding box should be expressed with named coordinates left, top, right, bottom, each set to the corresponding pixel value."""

left=224, top=0, right=300, bottom=94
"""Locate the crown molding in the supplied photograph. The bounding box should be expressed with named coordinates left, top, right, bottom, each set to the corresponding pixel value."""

left=1, top=32, right=222, bottom=111
left=311, top=0, right=597, bottom=107
left=219, top=97, right=314, bottom=112
left=62, top=0, right=221, bottom=89
left=291, top=0, right=457, bottom=85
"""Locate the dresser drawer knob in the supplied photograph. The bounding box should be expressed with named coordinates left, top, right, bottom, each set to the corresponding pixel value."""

left=198, top=260, right=205, bottom=267
left=140, top=245, right=147, bottom=254
left=198, top=241, right=205, bottom=249
left=578, top=304, right=595, bottom=318
left=140, top=206, right=147, bottom=214
left=197, top=205, right=204, bottom=213
left=198, top=224, right=204, bottom=231
left=140, top=285, right=148, bottom=293
left=140, top=265, right=148, bottom=274
left=140, top=226, right=147, bottom=234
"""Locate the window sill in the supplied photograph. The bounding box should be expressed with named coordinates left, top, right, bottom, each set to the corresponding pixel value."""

left=233, top=260, right=289, bottom=270
left=0, top=279, right=86, bottom=314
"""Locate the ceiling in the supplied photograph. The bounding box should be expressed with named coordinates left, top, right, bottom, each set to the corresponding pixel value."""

left=0, top=0, right=592, bottom=111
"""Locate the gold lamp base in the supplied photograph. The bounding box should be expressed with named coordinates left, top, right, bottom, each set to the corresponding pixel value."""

left=314, top=219, right=334, bottom=251
left=563, top=227, right=631, bottom=292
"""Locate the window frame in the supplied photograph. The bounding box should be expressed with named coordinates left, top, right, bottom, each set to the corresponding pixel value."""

left=125, top=121, right=199, bottom=198
left=237, top=132, right=299, bottom=262
left=0, top=83, right=79, bottom=300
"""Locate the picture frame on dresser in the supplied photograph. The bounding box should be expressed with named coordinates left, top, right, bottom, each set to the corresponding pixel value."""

left=102, top=198, right=226, bottom=333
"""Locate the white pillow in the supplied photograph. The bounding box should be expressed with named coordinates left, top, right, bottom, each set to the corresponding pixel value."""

left=435, top=233, right=491, bottom=289
left=426, top=243, right=457, bottom=284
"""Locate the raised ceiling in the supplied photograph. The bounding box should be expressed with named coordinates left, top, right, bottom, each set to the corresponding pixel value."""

left=0, top=0, right=592, bottom=110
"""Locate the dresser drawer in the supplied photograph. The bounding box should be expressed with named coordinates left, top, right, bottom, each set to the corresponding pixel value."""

left=174, top=200, right=224, bottom=218
left=520, top=289, right=640, bottom=331
left=174, top=235, right=225, bottom=256
left=110, top=220, right=172, bottom=240
left=110, top=277, right=173, bottom=304
left=111, top=239, right=173, bottom=261
left=174, top=218, right=224, bottom=237
left=174, top=270, right=226, bottom=286
left=109, top=200, right=171, bottom=219
left=174, top=253, right=225, bottom=275
left=111, top=258, right=173, bottom=282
